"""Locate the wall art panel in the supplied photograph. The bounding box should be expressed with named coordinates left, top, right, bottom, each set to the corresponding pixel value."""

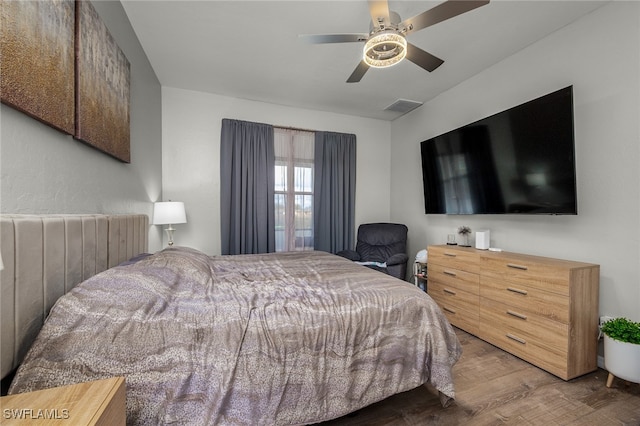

left=0, top=0, right=75, bottom=134
left=75, top=0, right=131, bottom=163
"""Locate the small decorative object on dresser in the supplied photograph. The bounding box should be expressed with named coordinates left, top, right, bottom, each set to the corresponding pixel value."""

left=601, top=317, right=640, bottom=387
left=476, top=229, right=491, bottom=250
left=457, top=226, right=472, bottom=247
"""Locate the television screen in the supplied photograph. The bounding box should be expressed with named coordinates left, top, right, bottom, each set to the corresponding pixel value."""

left=420, top=86, right=577, bottom=215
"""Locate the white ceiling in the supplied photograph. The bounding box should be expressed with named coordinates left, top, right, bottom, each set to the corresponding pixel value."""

left=121, top=0, right=609, bottom=121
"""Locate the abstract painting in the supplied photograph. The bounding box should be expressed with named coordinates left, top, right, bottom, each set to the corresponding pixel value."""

left=75, top=0, right=131, bottom=163
left=0, top=0, right=75, bottom=135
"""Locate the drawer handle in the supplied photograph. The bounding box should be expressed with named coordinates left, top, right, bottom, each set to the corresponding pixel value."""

left=506, top=333, right=526, bottom=345
left=507, top=287, right=528, bottom=296
left=444, top=252, right=457, bottom=257
left=443, top=288, right=457, bottom=295
left=443, top=270, right=457, bottom=277
left=507, top=263, right=528, bottom=271
left=443, top=307, right=456, bottom=314
left=507, top=310, right=527, bottom=320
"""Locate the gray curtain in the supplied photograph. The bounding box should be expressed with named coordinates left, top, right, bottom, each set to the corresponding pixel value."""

left=313, top=131, right=356, bottom=253
left=220, top=119, right=275, bottom=254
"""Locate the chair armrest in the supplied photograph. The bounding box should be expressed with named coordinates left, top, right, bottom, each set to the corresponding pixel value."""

left=336, top=250, right=360, bottom=261
left=386, top=253, right=409, bottom=266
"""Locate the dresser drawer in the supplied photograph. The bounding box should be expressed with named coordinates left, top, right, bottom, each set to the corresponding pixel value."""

left=480, top=276, right=569, bottom=323
left=429, top=280, right=479, bottom=335
left=429, top=246, right=479, bottom=274
left=481, top=254, right=570, bottom=296
left=429, top=263, right=480, bottom=295
left=479, top=298, right=568, bottom=353
left=478, top=318, right=569, bottom=378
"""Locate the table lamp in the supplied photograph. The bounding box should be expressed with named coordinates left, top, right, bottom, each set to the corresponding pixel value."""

left=153, top=201, right=187, bottom=246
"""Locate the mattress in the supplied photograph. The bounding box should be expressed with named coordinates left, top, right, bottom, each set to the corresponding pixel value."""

left=9, top=247, right=461, bottom=425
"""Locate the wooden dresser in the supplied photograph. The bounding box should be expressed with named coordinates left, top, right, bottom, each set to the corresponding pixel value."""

left=427, top=246, right=481, bottom=336
left=427, top=245, right=600, bottom=380
left=0, top=377, right=125, bottom=425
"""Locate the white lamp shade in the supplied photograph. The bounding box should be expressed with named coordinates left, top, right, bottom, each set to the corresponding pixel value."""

left=153, top=202, right=187, bottom=225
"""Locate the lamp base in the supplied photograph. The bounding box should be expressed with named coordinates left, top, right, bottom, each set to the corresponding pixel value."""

left=165, top=225, right=176, bottom=246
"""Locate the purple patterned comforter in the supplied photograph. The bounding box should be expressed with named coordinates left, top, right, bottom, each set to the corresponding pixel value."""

left=9, top=247, right=461, bottom=425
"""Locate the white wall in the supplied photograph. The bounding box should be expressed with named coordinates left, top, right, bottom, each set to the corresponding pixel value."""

left=0, top=1, right=164, bottom=252
left=161, top=87, right=391, bottom=254
left=391, top=2, right=640, bottom=320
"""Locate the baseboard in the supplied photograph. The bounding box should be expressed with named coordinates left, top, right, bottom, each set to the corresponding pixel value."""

left=598, top=355, right=605, bottom=369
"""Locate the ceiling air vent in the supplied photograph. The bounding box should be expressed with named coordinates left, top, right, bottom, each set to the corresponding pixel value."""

left=384, top=99, right=423, bottom=115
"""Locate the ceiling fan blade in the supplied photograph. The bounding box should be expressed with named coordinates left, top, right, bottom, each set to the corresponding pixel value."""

left=299, top=33, right=368, bottom=44
left=368, top=0, right=391, bottom=29
left=401, top=0, right=489, bottom=36
left=347, top=60, right=370, bottom=83
left=406, top=43, right=444, bottom=72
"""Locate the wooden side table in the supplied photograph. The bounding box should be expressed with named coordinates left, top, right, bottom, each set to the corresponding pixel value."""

left=0, top=376, right=125, bottom=425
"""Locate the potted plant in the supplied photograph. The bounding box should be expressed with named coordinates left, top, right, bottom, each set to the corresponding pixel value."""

left=601, top=317, right=640, bottom=387
left=457, top=226, right=472, bottom=247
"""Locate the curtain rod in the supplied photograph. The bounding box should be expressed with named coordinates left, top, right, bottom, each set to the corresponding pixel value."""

left=275, top=124, right=316, bottom=133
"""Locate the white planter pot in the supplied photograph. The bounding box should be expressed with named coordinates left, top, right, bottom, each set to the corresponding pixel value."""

left=604, top=334, right=640, bottom=384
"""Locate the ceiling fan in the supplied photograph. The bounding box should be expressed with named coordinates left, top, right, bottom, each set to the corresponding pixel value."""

left=300, top=0, right=489, bottom=83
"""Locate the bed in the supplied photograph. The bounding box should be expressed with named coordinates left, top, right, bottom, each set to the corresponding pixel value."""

left=3, top=217, right=461, bottom=425
left=0, top=214, right=148, bottom=382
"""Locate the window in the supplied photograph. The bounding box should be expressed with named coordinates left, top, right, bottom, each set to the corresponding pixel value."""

left=274, top=128, right=314, bottom=252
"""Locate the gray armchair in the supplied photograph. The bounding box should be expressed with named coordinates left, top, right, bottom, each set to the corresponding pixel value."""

left=337, top=223, right=409, bottom=280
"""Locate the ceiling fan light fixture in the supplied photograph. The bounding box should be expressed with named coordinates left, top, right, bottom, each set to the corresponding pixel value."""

left=363, top=31, right=407, bottom=68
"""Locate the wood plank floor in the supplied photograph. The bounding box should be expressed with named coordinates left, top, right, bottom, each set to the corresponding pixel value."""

left=320, top=329, right=640, bottom=425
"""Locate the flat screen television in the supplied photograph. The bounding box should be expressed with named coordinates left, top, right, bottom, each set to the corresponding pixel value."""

left=420, top=86, right=577, bottom=215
